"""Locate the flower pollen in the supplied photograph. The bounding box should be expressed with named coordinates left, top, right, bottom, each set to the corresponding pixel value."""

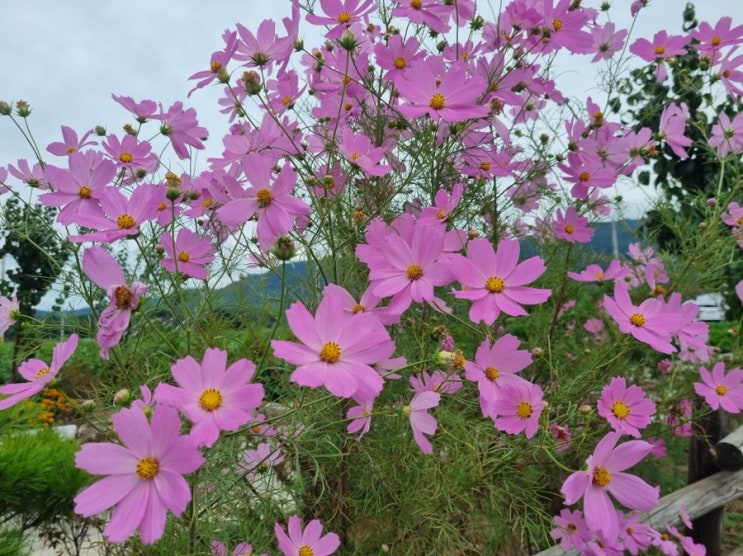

left=320, top=342, right=342, bottom=364
left=256, top=188, right=273, bottom=206
left=199, top=388, right=223, bottom=411
left=611, top=401, right=630, bottom=419
left=34, top=368, right=51, bottom=380
left=337, top=11, right=351, bottom=24
left=177, top=251, right=190, bottom=263
left=552, top=19, right=563, bottom=32
left=485, top=276, right=505, bottom=293
left=298, top=546, right=314, bottom=556
left=136, top=457, right=160, bottom=480
left=564, top=224, right=575, bottom=234
left=629, top=313, right=646, bottom=327
left=407, top=264, right=424, bottom=280
left=119, top=152, right=133, bottom=164
left=393, top=56, right=407, bottom=69
left=516, top=401, right=533, bottom=419
left=485, top=366, right=499, bottom=381
left=430, top=92, right=446, bottom=110
left=716, top=385, right=728, bottom=396
left=654, top=45, right=666, bottom=56
left=351, top=303, right=365, bottom=314
left=592, top=466, right=611, bottom=487
left=116, top=213, right=136, bottom=229
left=114, top=285, right=133, bottom=309
left=79, top=185, right=92, bottom=199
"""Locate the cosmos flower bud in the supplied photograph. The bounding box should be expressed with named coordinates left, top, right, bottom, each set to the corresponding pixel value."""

left=0, top=101, right=12, bottom=116
left=15, top=100, right=31, bottom=118
left=114, top=389, right=132, bottom=406
left=531, top=347, right=543, bottom=357
left=579, top=404, right=592, bottom=414
left=272, top=235, right=297, bottom=261
left=79, top=399, right=96, bottom=412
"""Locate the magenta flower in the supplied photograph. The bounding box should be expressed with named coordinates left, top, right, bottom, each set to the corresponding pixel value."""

left=709, top=112, right=743, bottom=156
left=240, top=441, right=285, bottom=474
left=658, top=103, right=692, bottom=159
left=274, top=515, right=340, bottom=556
left=235, top=19, right=294, bottom=69
left=46, top=125, right=97, bottom=157
left=40, top=151, right=113, bottom=226
left=0, top=334, right=78, bottom=410
left=338, top=128, right=391, bottom=177
left=464, top=334, right=532, bottom=419
left=550, top=508, right=591, bottom=552
left=346, top=396, right=374, bottom=440
left=491, top=380, right=546, bottom=439
left=82, top=246, right=147, bottom=359
left=392, top=0, right=451, bottom=34
left=73, top=404, right=205, bottom=544
left=590, top=22, right=628, bottom=63
left=603, top=281, right=682, bottom=354
left=211, top=540, right=255, bottom=556
left=154, top=348, right=264, bottom=448
left=597, top=377, right=656, bottom=438
left=363, top=220, right=453, bottom=314
left=553, top=206, right=594, bottom=243
left=8, top=158, right=48, bottom=189
left=112, top=94, right=158, bottom=122
left=689, top=16, right=743, bottom=55
left=561, top=432, right=659, bottom=542
left=160, top=228, right=216, bottom=280
left=395, top=57, right=489, bottom=123
left=188, top=29, right=239, bottom=96
left=737, top=280, right=743, bottom=305
left=450, top=238, right=551, bottom=325
left=271, top=292, right=395, bottom=399
left=694, top=362, right=743, bottom=413
left=0, top=296, right=20, bottom=335
left=154, top=101, right=208, bottom=160
left=405, top=390, right=441, bottom=454
left=568, top=260, right=628, bottom=283
left=102, top=133, right=158, bottom=173
left=68, top=184, right=160, bottom=243
left=305, top=0, right=376, bottom=40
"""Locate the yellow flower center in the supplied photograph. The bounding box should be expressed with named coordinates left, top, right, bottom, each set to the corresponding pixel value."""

left=716, top=385, right=728, bottom=396
left=479, top=161, right=491, bottom=171
left=430, top=92, right=446, bottom=110
left=393, top=57, right=407, bottom=69
left=595, top=272, right=604, bottom=281
left=116, top=213, right=136, bottom=229
left=516, top=401, right=533, bottom=419
left=654, top=45, right=666, bottom=56
left=202, top=198, right=213, bottom=208
left=629, top=313, right=646, bottom=327
left=436, top=208, right=446, bottom=220
left=34, top=368, right=51, bottom=380
left=485, top=367, right=499, bottom=381
left=579, top=171, right=590, bottom=182
left=136, top=457, right=160, bottom=480
left=552, top=19, right=563, bottom=32
left=282, top=96, right=293, bottom=106
left=592, top=466, right=611, bottom=487
left=411, top=0, right=422, bottom=9
left=406, top=264, right=423, bottom=280
left=612, top=401, right=630, bottom=419
left=199, top=388, right=223, bottom=411
left=256, top=189, right=273, bottom=206
left=66, top=146, right=76, bottom=154
left=567, top=523, right=577, bottom=532
left=712, top=36, right=722, bottom=47
left=564, top=224, right=575, bottom=234
left=177, top=251, right=190, bottom=263
left=119, top=152, right=133, bottom=164
left=320, top=342, right=342, bottom=363
left=298, top=546, right=314, bottom=556
left=115, top=285, right=133, bottom=309
left=351, top=303, right=365, bottom=314
left=79, top=185, right=92, bottom=199
left=337, top=11, right=351, bottom=24
left=485, top=277, right=505, bottom=293
left=210, top=61, right=223, bottom=73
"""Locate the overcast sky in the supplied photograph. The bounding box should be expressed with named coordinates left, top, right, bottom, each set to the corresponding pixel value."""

left=1, top=0, right=742, bottom=309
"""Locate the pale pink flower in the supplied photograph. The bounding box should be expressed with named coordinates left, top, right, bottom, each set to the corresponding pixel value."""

left=405, top=390, right=441, bottom=454
left=694, top=361, right=743, bottom=413
left=553, top=206, right=594, bottom=243
left=160, top=228, right=216, bottom=280
left=491, top=380, right=546, bottom=439
left=0, top=296, right=20, bottom=335
left=658, top=103, right=692, bottom=159
left=568, top=260, right=628, bottom=283
left=274, top=515, right=340, bottom=556
left=597, top=377, right=656, bottom=437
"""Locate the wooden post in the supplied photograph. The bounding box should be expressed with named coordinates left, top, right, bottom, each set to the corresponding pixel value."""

left=688, top=407, right=728, bottom=555
left=712, top=424, right=743, bottom=471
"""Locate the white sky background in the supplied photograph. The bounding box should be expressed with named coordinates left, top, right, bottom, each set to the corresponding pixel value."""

left=0, top=0, right=742, bottom=309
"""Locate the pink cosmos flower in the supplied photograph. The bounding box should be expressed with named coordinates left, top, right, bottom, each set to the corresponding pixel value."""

left=101, top=133, right=158, bottom=174
left=618, top=512, right=658, bottom=555
left=561, top=431, right=659, bottom=542
left=409, top=370, right=462, bottom=395
left=737, top=280, right=743, bottom=304
left=154, top=348, right=264, bottom=448
left=559, top=151, right=618, bottom=200
left=338, top=128, right=391, bottom=177
left=553, top=206, right=594, bottom=243
left=464, top=334, right=532, bottom=419
left=603, top=281, right=682, bottom=354
left=274, top=515, right=340, bottom=556
left=68, top=184, right=160, bottom=243
left=235, top=18, right=294, bottom=70
left=217, top=155, right=310, bottom=251
left=718, top=48, right=743, bottom=97
left=374, top=34, right=424, bottom=78
left=240, top=441, right=285, bottom=475
left=322, top=283, right=401, bottom=326
left=629, top=31, right=688, bottom=81
left=550, top=422, right=573, bottom=451
left=0, top=296, right=20, bottom=335
left=346, top=395, right=374, bottom=440
left=40, top=151, right=114, bottom=225
left=450, top=237, right=550, bottom=325
left=694, top=361, right=743, bottom=413
left=405, top=390, right=441, bottom=454
left=305, top=0, right=376, bottom=39
left=8, top=158, right=48, bottom=189
left=112, top=94, right=158, bottom=122
left=211, top=540, right=255, bottom=556
left=82, top=246, right=147, bottom=360
left=709, top=112, right=743, bottom=156
left=154, top=101, right=208, bottom=160
left=568, top=259, right=629, bottom=284
left=159, top=228, right=216, bottom=280
left=73, top=404, right=205, bottom=544
left=418, top=184, right=464, bottom=226
left=0, top=334, right=78, bottom=410
left=590, top=22, right=628, bottom=63
left=658, top=103, right=692, bottom=159
left=392, top=0, right=451, bottom=34
left=362, top=219, right=453, bottom=314
left=395, top=57, right=488, bottom=123
left=689, top=16, right=743, bottom=55
left=188, top=29, right=239, bottom=96
left=491, top=380, right=546, bottom=439
left=46, top=125, right=97, bottom=157
left=271, top=292, right=395, bottom=400
left=550, top=508, right=591, bottom=552
left=597, top=377, right=656, bottom=438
